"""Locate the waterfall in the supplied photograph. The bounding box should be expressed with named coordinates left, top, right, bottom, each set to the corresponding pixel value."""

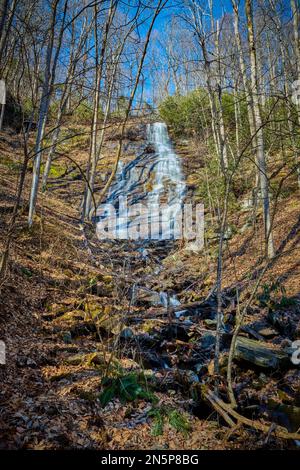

left=147, top=122, right=186, bottom=206
left=96, top=122, right=186, bottom=241
left=147, top=122, right=186, bottom=240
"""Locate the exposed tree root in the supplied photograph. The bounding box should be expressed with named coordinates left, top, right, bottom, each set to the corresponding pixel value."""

left=203, top=388, right=300, bottom=440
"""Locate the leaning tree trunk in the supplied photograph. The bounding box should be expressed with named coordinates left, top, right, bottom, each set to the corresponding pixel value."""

left=0, top=129, right=30, bottom=279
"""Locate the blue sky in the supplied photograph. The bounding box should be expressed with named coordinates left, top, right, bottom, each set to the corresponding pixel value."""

left=154, top=0, right=234, bottom=29
left=140, top=0, right=235, bottom=104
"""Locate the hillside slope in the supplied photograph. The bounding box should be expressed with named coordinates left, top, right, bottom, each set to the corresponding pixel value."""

left=0, top=121, right=300, bottom=449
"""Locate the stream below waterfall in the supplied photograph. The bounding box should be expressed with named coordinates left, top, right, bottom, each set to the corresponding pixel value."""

left=87, top=123, right=300, bottom=438
left=95, top=122, right=188, bottom=312
left=89, top=123, right=217, bottom=379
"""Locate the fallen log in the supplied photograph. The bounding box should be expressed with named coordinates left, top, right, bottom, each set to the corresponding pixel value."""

left=203, top=388, right=300, bottom=440
left=234, top=336, right=290, bottom=369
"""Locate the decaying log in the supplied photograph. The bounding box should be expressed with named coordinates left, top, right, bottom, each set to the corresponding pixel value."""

left=234, top=336, right=290, bottom=369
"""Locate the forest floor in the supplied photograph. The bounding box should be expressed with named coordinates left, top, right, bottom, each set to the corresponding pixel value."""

left=0, top=120, right=300, bottom=450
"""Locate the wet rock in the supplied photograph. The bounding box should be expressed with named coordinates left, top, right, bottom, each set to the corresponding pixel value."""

left=133, top=287, right=185, bottom=314
left=16, top=357, right=37, bottom=368
left=200, top=333, right=215, bottom=350
left=267, top=310, right=295, bottom=337
left=194, top=362, right=207, bottom=374
left=280, top=338, right=292, bottom=351
left=133, top=287, right=163, bottom=307
left=134, top=332, right=160, bottom=349
left=180, top=369, right=199, bottom=384
left=120, top=328, right=134, bottom=339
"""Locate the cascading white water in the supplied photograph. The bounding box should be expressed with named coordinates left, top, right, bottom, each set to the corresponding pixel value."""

left=96, top=122, right=187, bottom=315
left=147, top=122, right=186, bottom=206
left=96, top=122, right=186, bottom=240
left=146, top=122, right=186, bottom=240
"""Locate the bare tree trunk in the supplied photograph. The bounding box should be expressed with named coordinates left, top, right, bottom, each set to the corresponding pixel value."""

left=232, top=0, right=262, bottom=214
left=190, top=3, right=228, bottom=173
left=42, top=17, right=89, bottom=190
left=214, top=181, right=230, bottom=388
left=245, top=0, right=274, bottom=258
left=291, top=0, right=300, bottom=128
left=234, top=81, right=240, bottom=156
left=84, top=12, right=139, bottom=218
left=28, top=0, right=67, bottom=226
left=0, top=128, right=30, bottom=279
left=0, top=78, right=5, bottom=129
left=0, top=0, right=17, bottom=70
left=215, top=19, right=228, bottom=170
left=94, top=0, right=167, bottom=212
left=83, top=0, right=116, bottom=219
left=291, top=0, right=300, bottom=83
left=0, top=0, right=9, bottom=36
left=269, top=0, right=300, bottom=188
left=93, top=47, right=123, bottom=171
